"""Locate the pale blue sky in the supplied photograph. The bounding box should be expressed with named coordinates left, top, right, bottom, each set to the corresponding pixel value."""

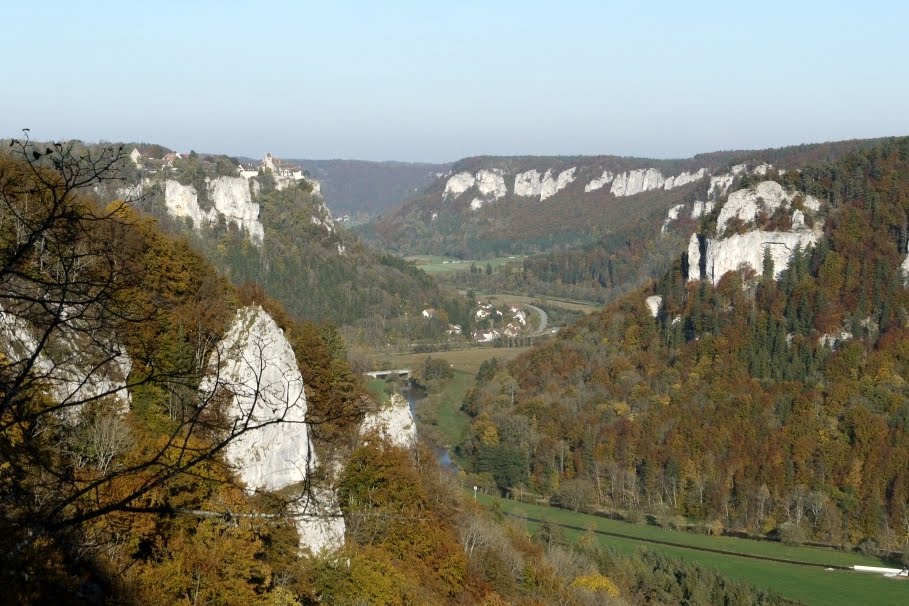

left=2, top=1, right=907, bottom=162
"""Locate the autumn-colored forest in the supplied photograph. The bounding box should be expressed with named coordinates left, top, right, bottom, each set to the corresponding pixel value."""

left=463, top=138, right=909, bottom=559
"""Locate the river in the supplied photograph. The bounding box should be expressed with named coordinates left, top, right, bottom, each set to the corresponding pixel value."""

left=403, top=382, right=459, bottom=471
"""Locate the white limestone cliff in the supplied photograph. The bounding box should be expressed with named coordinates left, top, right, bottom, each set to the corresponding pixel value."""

left=540, top=167, right=576, bottom=201
left=687, top=233, right=702, bottom=279
left=470, top=198, right=484, bottom=211
left=165, top=178, right=265, bottom=246
left=664, top=168, right=706, bottom=190
left=360, top=392, right=417, bottom=448
left=476, top=169, right=507, bottom=199
left=690, top=181, right=824, bottom=285
left=209, top=176, right=265, bottom=245
left=702, top=229, right=821, bottom=284
left=444, top=172, right=476, bottom=198
left=662, top=204, right=686, bottom=234
left=202, top=306, right=344, bottom=554
left=716, top=181, right=820, bottom=236
left=691, top=200, right=715, bottom=220
left=584, top=170, right=614, bottom=192
left=165, top=180, right=215, bottom=229
left=645, top=295, right=663, bottom=318
left=0, top=308, right=131, bottom=410
left=514, top=170, right=543, bottom=198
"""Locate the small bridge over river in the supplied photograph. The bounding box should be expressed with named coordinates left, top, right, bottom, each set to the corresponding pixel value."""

left=364, top=368, right=412, bottom=380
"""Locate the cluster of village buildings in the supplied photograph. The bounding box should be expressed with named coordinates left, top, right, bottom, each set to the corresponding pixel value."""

left=129, top=149, right=317, bottom=192
left=421, top=302, right=529, bottom=343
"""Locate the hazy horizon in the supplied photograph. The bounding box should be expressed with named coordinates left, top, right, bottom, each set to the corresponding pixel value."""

left=3, top=1, right=908, bottom=162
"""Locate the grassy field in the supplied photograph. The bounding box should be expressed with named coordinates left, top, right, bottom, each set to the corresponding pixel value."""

left=479, top=494, right=908, bottom=606
left=407, top=255, right=524, bottom=274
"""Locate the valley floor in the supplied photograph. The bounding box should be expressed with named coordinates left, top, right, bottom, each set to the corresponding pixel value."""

left=478, top=494, right=908, bottom=606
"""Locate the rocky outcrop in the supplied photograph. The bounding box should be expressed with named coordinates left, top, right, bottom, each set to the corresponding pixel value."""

left=716, top=181, right=819, bottom=236
left=202, top=306, right=344, bottom=554
left=164, top=178, right=265, bottom=246
left=645, top=295, right=662, bottom=318
left=514, top=169, right=543, bottom=197
left=688, top=181, right=824, bottom=285
left=443, top=172, right=475, bottom=198
left=691, top=200, right=715, bottom=219
left=360, top=393, right=417, bottom=448
left=661, top=204, right=686, bottom=233
left=208, top=177, right=265, bottom=245
left=664, top=168, right=706, bottom=190
left=901, top=242, right=909, bottom=284
left=0, top=308, right=131, bottom=411
left=164, top=180, right=215, bottom=230
left=702, top=229, right=821, bottom=284
left=476, top=169, right=507, bottom=199
left=584, top=170, right=614, bottom=192
left=540, top=168, right=577, bottom=201
left=610, top=167, right=706, bottom=197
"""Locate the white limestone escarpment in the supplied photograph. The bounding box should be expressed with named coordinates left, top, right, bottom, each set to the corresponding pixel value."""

left=0, top=308, right=132, bottom=410
left=475, top=169, right=507, bottom=199
left=360, top=392, right=417, bottom=448
left=901, top=241, right=909, bottom=284
left=164, top=177, right=265, bottom=246
left=202, top=306, right=344, bottom=554
left=661, top=204, right=686, bottom=234
left=443, top=172, right=476, bottom=198
left=514, top=169, right=543, bottom=197
left=689, top=181, right=824, bottom=285
left=608, top=167, right=707, bottom=198
left=540, top=167, right=576, bottom=201
left=584, top=170, right=614, bottom=192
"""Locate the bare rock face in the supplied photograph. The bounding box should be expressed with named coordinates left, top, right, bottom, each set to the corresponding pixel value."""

left=208, top=177, right=264, bottom=245
left=164, top=178, right=264, bottom=246
left=475, top=169, right=507, bottom=200
left=0, top=308, right=131, bottom=411
left=645, top=295, right=663, bottom=318
left=514, top=170, right=543, bottom=197
left=690, top=181, right=824, bottom=285
left=584, top=170, right=614, bottom=192
left=360, top=393, right=417, bottom=448
left=202, top=306, right=344, bottom=554
left=443, top=172, right=476, bottom=198
left=662, top=203, right=686, bottom=233
left=901, top=241, right=909, bottom=284
left=540, top=167, right=576, bottom=201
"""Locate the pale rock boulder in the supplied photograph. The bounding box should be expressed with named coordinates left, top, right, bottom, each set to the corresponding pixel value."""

left=361, top=393, right=417, bottom=448
left=514, top=169, right=543, bottom=197
left=791, top=209, right=806, bottom=230
left=584, top=170, right=614, bottom=192
left=444, top=172, right=476, bottom=198
left=753, top=163, right=773, bottom=176
left=476, top=169, right=507, bottom=199
left=202, top=306, right=344, bottom=554
left=470, top=198, right=484, bottom=211
left=645, top=295, right=662, bottom=318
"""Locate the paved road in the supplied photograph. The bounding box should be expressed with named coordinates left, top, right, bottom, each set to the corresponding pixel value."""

left=525, top=304, right=547, bottom=335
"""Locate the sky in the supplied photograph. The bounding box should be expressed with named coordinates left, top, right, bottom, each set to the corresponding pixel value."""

left=2, top=0, right=908, bottom=162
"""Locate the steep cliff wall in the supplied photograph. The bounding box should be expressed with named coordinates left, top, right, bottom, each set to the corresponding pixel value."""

left=164, top=178, right=265, bottom=246
left=202, top=306, right=344, bottom=554
left=360, top=392, right=417, bottom=448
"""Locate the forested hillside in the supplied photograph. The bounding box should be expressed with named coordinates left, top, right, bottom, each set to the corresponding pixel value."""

left=109, top=151, right=473, bottom=344
left=462, top=137, right=909, bottom=557
left=0, top=137, right=800, bottom=606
